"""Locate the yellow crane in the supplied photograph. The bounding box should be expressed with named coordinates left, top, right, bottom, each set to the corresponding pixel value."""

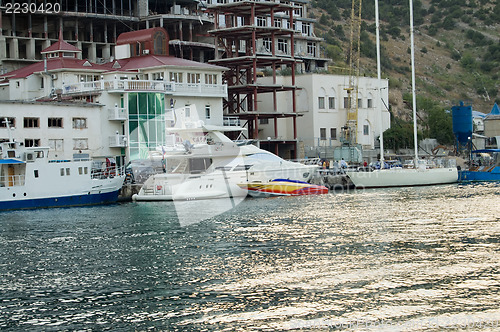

left=343, top=0, right=362, bottom=146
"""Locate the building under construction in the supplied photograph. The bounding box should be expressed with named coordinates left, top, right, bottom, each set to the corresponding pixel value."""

left=206, top=0, right=327, bottom=158
left=0, top=0, right=214, bottom=73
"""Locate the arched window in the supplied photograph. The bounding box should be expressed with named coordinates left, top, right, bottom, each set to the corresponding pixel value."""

left=153, top=31, right=167, bottom=55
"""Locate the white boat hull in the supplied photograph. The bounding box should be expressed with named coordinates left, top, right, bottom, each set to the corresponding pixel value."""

left=346, top=167, right=458, bottom=188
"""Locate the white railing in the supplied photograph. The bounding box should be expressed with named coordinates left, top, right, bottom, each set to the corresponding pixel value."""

left=108, top=106, right=127, bottom=121
left=62, top=79, right=227, bottom=96
left=109, top=135, right=128, bottom=148
left=0, top=175, right=25, bottom=187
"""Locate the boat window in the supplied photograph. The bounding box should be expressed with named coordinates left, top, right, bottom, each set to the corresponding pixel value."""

left=232, top=165, right=252, bottom=171
left=215, top=166, right=232, bottom=171
left=66, top=168, right=70, bottom=176
left=35, top=151, right=44, bottom=158
left=189, top=158, right=212, bottom=174
left=60, top=168, right=65, bottom=176
left=84, top=167, right=88, bottom=174
left=34, top=170, right=39, bottom=178
left=79, top=167, right=83, bottom=175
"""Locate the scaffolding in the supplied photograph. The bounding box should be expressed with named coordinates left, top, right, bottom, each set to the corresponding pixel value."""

left=206, top=0, right=300, bottom=158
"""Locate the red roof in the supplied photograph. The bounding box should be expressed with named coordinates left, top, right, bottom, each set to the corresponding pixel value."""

left=116, top=27, right=169, bottom=45
left=41, top=33, right=81, bottom=54
left=0, top=58, right=106, bottom=80
left=113, top=55, right=227, bottom=71
left=0, top=55, right=226, bottom=80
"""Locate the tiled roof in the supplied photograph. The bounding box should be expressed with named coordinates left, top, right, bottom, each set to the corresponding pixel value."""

left=0, top=58, right=106, bottom=80
left=113, top=55, right=227, bottom=71
left=116, top=27, right=168, bottom=45
left=41, top=32, right=81, bottom=54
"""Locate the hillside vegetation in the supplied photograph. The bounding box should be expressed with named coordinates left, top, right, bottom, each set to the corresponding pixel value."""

left=310, top=0, right=500, bottom=146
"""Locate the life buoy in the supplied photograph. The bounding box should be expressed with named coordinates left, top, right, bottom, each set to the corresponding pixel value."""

left=156, top=185, right=162, bottom=191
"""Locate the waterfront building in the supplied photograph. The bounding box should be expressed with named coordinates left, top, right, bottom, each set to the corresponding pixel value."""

left=0, top=28, right=228, bottom=164
left=256, top=73, right=391, bottom=159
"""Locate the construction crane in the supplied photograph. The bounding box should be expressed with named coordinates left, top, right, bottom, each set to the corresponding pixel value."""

left=342, top=0, right=362, bottom=146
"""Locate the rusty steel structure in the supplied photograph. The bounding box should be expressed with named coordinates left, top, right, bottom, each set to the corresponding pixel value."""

left=207, top=0, right=301, bottom=158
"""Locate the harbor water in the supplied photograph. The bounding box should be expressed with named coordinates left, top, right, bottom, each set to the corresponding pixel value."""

left=0, top=183, right=499, bottom=331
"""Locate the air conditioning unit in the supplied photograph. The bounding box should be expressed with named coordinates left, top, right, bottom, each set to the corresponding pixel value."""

left=25, top=152, right=35, bottom=162
left=143, top=49, right=150, bottom=55
left=51, top=74, right=57, bottom=80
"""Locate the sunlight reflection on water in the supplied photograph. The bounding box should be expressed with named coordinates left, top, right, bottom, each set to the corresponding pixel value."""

left=0, top=183, right=499, bottom=330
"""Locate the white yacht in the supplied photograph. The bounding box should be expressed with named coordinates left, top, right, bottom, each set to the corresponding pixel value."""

left=132, top=125, right=318, bottom=201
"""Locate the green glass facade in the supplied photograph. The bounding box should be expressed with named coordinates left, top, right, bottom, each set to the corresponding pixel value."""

left=128, top=93, right=165, bottom=160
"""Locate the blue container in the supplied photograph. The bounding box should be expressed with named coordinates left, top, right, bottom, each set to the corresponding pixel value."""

left=452, top=101, right=473, bottom=146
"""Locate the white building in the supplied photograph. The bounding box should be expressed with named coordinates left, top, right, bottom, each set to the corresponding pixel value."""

left=257, top=73, right=391, bottom=158
left=0, top=28, right=228, bottom=165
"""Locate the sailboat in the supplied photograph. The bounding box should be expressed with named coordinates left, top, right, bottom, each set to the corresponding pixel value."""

left=345, top=0, right=458, bottom=188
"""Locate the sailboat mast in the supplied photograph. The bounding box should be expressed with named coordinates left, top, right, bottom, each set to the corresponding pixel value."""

left=375, top=0, right=384, bottom=165
left=409, top=0, right=419, bottom=162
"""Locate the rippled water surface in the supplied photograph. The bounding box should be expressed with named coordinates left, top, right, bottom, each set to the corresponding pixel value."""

left=1, top=183, right=499, bottom=331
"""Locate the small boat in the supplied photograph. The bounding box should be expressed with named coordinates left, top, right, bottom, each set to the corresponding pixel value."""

left=459, top=149, right=500, bottom=182
left=0, top=140, right=125, bottom=211
left=239, top=179, right=328, bottom=198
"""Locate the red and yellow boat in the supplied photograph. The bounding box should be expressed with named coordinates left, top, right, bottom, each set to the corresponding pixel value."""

left=239, top=179, right=328, bottom=198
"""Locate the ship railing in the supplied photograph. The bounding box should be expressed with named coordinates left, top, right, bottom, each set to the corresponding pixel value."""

left=91, top=166, right=125, bottom=180
left=0, top=174, right=25, bottom=187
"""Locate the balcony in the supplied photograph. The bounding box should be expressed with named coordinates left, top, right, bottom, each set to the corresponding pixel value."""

left=108, top=106, right=127, bottom=121
left=109, top=134, right=128, bottom=148
left=62, top=79, right=227, bottom=97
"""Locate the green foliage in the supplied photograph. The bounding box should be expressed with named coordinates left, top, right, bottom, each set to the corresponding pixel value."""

left=326, top=44, right=344, bottom=62
left=460, top=53, right=477, bottom=71
left=465, top=29, right=492, bottom=47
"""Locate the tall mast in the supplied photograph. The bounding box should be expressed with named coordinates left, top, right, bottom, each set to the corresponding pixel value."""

left=375, top=0, right=384, bottom=166
left=409, top=0, right=419, bottom=162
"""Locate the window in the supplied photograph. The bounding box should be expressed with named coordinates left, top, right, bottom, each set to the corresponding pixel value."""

left=343, top=97, right=351, bottom=109
left=364, top=124, right=369, bottom=135
left=257, top=16, right=266, bottom=27
left=0, top=117, right=15, bottom=128
left=24, top=139, right=40, bottom=147
left=328, top=97, right=335, bottom=109
left=307, top=42, right=316, bottom=56
left=60, top=168, right=65, bottom=176
left=79, top=167, right=83, bottom=175
left=302, top=23, right=311, bottom=36
left=23, top=117, right=39, bottom=128
left=185, top=106, right=191, bottom=118
left=331, top=128, right=337, bottom=140
left=262, top=38, right=272, bottom=52
left=48, top=118, right=63, bottom=128
left=277, top=39, right=288, bottom=54
left=320, top=128, right=326, bottom=140
left=358, top=98, right=363, bottom=108
left=169, top=72, right=183, bottom=83
left=367, top=98, right=373, bottom=108
left=78, top=74, right=99, bottom=82
left=318, top=97, right=325, bottom=109
left=73, top=138, right=89, bottom=150
left=72, top=118, right=87, bottom=129
left=34, top=170, right=39, bottom=178
left=205, top=105, right=211, bottom=119
left=66, top=168, right=70, bottom=176
left=259, top=118, right=269, bottom=125
left=205, top=74, right=217, bottom=85
left=48, top=139, right=64, bottom=151
left=187, top=73, right=200, bottom=84
left=151, top=72, right=163, bottom=80
left=274, top=18, right=282, bottom=27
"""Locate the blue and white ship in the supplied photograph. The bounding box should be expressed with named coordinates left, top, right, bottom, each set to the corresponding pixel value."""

left=459, top=149, right=500, bottom=182
left=0, top=140, right=125, bottom=211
